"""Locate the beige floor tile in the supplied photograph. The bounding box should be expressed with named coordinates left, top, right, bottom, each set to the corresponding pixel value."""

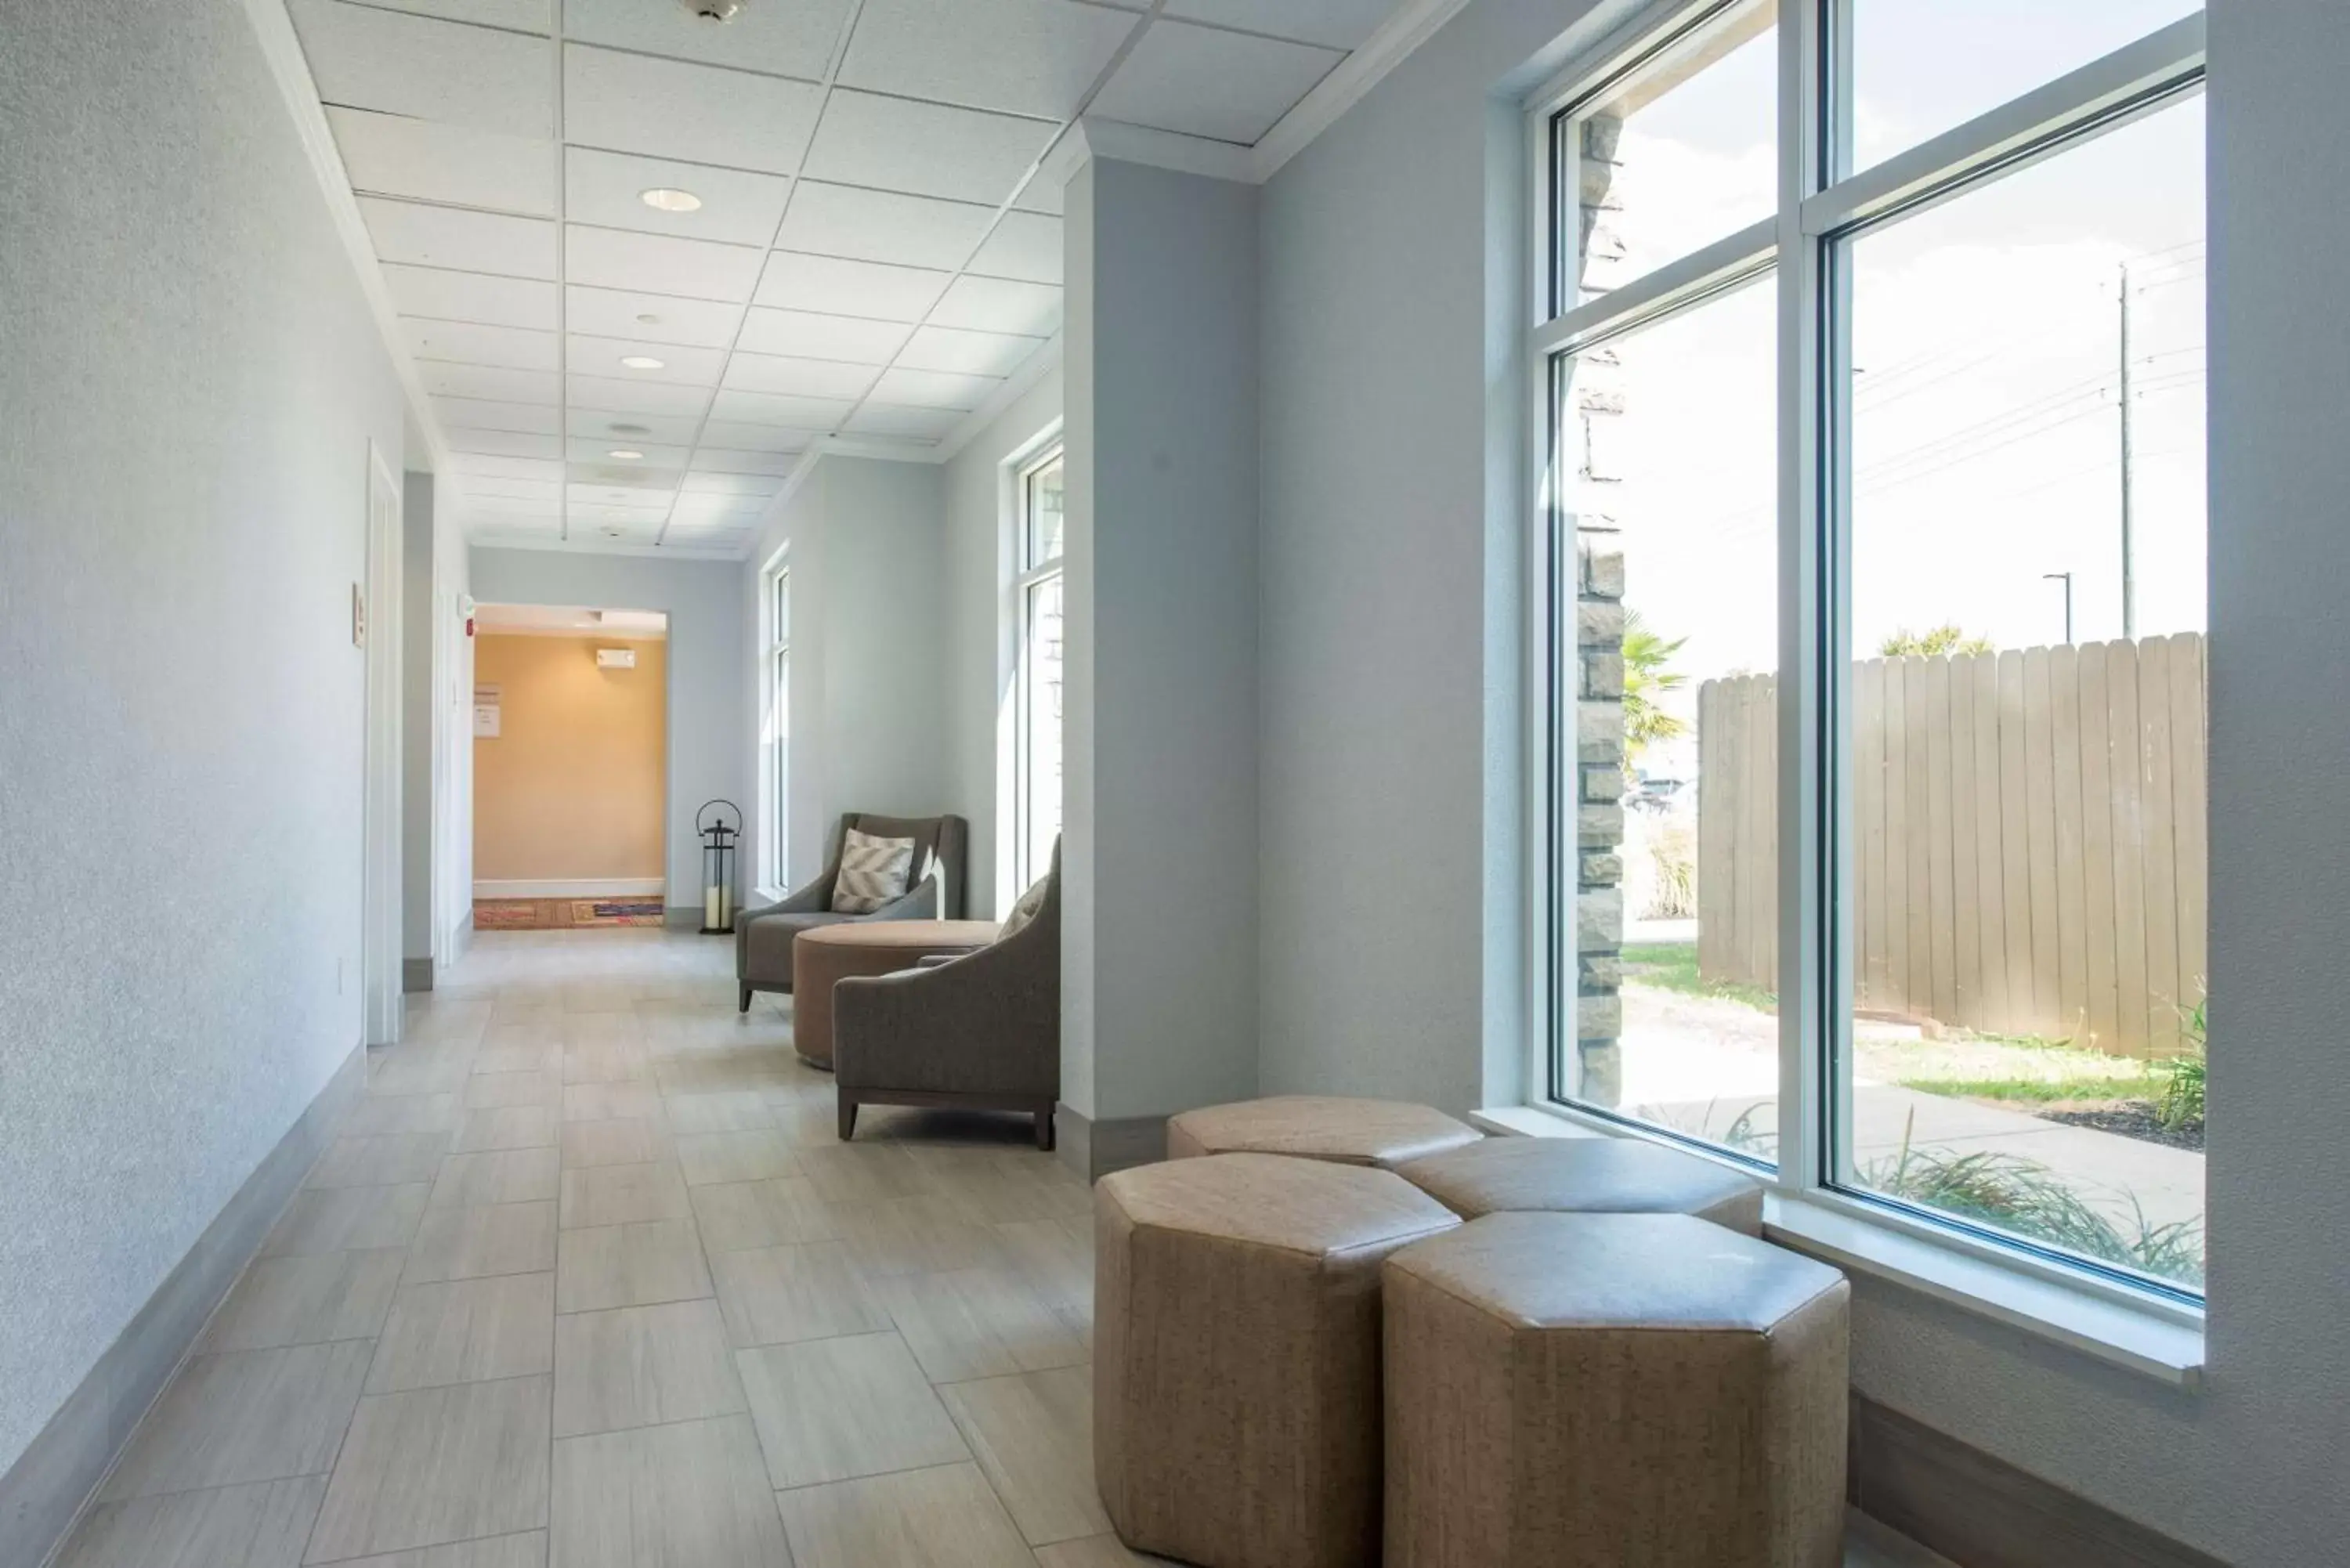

left=677, top=1129, right=801, bottom=1187
left=369, top=1050, right=474, bottom=1098
left=1032, top=1537, right=1184, bottom=1567
left=451, top=1104, right=559, bottom=1154
left=661, top=1090, right=774, bottom=1136
left=263, top=1184, right=432, bottom=1259
left=342, top=1093, right=465, bottom=1139
left=776, top=1461, right=1036, bottom=1568
left=403, top=1201, right=559, bottom=1284
left=305, top=1375, right=551, bottom=1562
left=559, top=1161, right=692, bottom=1229
left=561, top=1082, right=662, bottom=1123
left=308, top=1133, right=453, bottom=1190
left=689, top=1176, right=838, bottom=1252
left=991, top=1217, right=1094, bottom=1322
left=795, top=1143, right=933, bottom=1205
left=736, top=1332, right=969, bottom=1489
left=710, top=1241, right=889, bottom=1348
left=100, top=1342, right=371, bottom=1501
left=555, top=1218, right=713, bottom=1313
left=943, top=1165, right=1094, bottom=1226
left=561, top=1042, right=651, bottom=1086
left=429, top=1147, right=561, bottom=1209
left=367, top=1272, right=556, bottom=1393
left=549, top=1413, right=788, bottom=1568
left=940, top=1366, right=1108, bottom=1545
left=877, top=1269, right=1089, bottom=1384
left=465, top=1070, right=564, bottom=1111
left=559, top=1117, right=673, bottom=1169
left=201, top=1248, right=406, bottom=1353
left=56, top=1475, right=325, bottom=1568
left=329, top=1530, right=547, bottom=1567
left=833, top=1194, right=1007, bottom=1278
left=474, top=1040, right=562, bottom=1076
left=552, top=1299, right=746, bottom=1437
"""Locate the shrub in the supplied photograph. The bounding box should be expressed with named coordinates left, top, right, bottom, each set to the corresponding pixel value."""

left=2157, top=997, right=2207, bottom=1133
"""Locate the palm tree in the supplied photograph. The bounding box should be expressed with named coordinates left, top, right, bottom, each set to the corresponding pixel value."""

left=1623, top=609, right=1687, bottom=763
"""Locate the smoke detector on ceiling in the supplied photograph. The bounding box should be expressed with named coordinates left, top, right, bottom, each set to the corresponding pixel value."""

left=678, top=0, right=744, bottom=20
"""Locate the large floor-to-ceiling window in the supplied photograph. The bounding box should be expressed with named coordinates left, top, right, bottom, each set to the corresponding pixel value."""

left=1014, top=445, right=1067, bottom=891
left=1536, top=0, right=2208, bottom=1301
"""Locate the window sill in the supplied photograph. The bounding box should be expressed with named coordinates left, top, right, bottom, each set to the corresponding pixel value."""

left=1471, top=1104, right=2205, bottom=1389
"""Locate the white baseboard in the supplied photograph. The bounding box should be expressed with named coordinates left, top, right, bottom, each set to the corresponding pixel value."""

left=474, top=878, right=667, bottom=898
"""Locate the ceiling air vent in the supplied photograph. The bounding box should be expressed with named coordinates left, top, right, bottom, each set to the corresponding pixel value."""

left=678, top=0, right=744, bottom=20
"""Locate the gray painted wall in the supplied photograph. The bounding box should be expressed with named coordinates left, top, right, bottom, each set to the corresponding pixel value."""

left=1065, top=159, right=1262, bottom=1122
left=468, top=548, right=747, bottom=912
left=0, top=0, right=406, bottom=1478
left=402, top=472, right=436, bottom=961
left=1255, top=0, right=2350, bottom=1559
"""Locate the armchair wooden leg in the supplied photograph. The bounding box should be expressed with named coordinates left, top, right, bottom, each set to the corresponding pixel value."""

left=837, top=1094, right=859, bottom=1142
left=738, top=985, right=753, bottom=1013
left=1034, top=1102, right=1055, bottom=1153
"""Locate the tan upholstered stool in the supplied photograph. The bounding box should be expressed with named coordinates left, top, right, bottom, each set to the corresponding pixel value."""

left=1165, top=1094, right=1480, bottom=1168
left=1393, top=1135, right=1765, bottom=1234
left=1385, top=1212, right=1849, bottom=1568
left=1094, top=1153, right=1460, bottom=1568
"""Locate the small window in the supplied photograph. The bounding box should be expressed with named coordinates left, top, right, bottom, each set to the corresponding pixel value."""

left=1014, top=446, right=1067, bottom=891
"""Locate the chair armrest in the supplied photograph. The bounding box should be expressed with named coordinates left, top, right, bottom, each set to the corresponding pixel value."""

left=913, top=952, right=962, bottom=969
left=861, top=874, right=941, bottom=922
left=833, top=941, right=1058, bottom=1100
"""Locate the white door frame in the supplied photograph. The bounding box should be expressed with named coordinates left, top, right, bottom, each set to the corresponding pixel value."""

left=363, top=442, right=404, bottom=1046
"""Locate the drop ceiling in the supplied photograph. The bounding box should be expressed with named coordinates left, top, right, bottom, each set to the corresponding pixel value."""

left=283, top=0, right=1415, bottom=557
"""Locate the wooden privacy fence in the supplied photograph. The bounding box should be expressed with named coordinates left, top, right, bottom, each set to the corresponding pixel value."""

left=1695, top=634, right=2208, bottom=1058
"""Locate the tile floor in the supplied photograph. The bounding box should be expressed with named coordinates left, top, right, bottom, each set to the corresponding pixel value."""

left=55, top=928, right=1956, bottom=1568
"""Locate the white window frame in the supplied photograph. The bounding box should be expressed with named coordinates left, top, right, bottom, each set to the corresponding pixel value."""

left=759, top=550, right=790, bottom=900
left=1523, top=0, right=2210, bottom=1367
left=1012, top=439, right=1068, bottom=896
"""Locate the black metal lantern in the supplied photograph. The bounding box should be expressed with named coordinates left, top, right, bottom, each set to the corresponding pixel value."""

left=696, top=799, right=742, bottom=934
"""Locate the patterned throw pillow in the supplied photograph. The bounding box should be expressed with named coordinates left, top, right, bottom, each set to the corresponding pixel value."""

left=1000, top=872, right=1052, bottom=938
left=830, top=829, right=918, bottom=914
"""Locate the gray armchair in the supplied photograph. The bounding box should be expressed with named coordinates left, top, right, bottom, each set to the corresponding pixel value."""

left=833, top=840, right=1061, bottom=1150
left=736, top=812, right=969, bottom=1012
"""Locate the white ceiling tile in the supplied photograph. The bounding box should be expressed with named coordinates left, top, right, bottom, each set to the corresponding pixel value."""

left=458, top=477, right=562, bottom=501
left=698, top=420, right=817, bottom=453
left=291, top=0, right=551, bottom=136
left=354, top=0, right=549, bottom=31
left=566, top=440, right=691, bottom=468
left=802, top=91, right=1058, bottom=207
left=684, top=471, right=788, bottom=497
left=328, top=108, right=555, bottom=214
left=567, top=374, right=714, bottom=417
left=708, top=389, right=855, bottom=429
left=404, top=318, right=559, bottom=371
left=1090, top=20, right=1341, bottom=144
left=839, top=0, right=1140, bottom=120
left=453, top=453, right=564, bottom=481
left=564, top=148, right=791, bottom=247
left=736, top=308, right=910, bottom=364
left=965, top=211, right=1062, bottom=285
left=361, top=197, right=556, bottom=278
left=775, top=183, right=996, bottom=272
left=568, top=409, right=704, bottom=445
left=563, top=0, right=848, bottom=81
left=754, top=251, right=950, bottom=323
left=689, top=449, right=800, bottom=477
left=564, top=286, right=742, bottom=349
left=575, top=518, right=667, bottom=544
left=432, top=396, right=561, bottom=435
left=1011, top=172, right=1065, bottom=215
left=671, top=490, right=775, bottom=518
left=448, top=427, right=565, bottom=458
left=843, top=403, right=964, bottom=441
left=468, top=495, right=565, bottom=518
left=870, top=366, right=1003, bottom=411
left=568, top=479, right=678, bottom=504
left=565, top=226, right=764, bottom=302
left=381, top=265, right=558, bottom=331
left=721, top=353, right=879, bottom=400
left=421, top=361, right=559, bottom=403
left=567, top=460, right=682, bottom=490
left=563, top=46, right=822, bottom=176
left=928, top=275, right=1062, bottom=338
left=896, top=324, right=1049, bottom=378
left=566, top=334, right=726, bottom=385
left=1165, top=0, right=1398, bottom=50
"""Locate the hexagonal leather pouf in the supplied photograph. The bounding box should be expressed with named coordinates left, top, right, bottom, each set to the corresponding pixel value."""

left=1094, top=1152, right=1462, bottom=1568
left=1164, top=1095, right=1480, bottom=1168
left=1392, top=1135, right=1765, bottom=1234
left=1384, top=1212, right=1849, bottom=1568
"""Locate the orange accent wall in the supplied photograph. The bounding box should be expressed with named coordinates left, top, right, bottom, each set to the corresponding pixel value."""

left=472, top=634, right=666, bottom=883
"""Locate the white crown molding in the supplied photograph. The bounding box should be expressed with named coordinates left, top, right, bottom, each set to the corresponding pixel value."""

left=1253, top=0, right=1473, bottom=180
left=239, top=0, right=456, bottom=486
left=935, top=330, right=1064, bottom=462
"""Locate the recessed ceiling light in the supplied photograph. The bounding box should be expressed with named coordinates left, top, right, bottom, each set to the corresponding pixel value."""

left=640, top=187, right=703, bottom=214
left=634, top=313, right=660, bottom=327
left=608, top=449, right=645, bottom=461
left=619, top=354, right=665, bottom=370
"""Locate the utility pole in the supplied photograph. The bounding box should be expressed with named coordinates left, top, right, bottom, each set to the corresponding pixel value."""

left=2118, top=260, right=2137, bottom=641
left=2044, top=571, right=2074, bottom=645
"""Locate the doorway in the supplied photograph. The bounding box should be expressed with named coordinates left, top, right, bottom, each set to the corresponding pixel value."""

left=469, top=605, right=670, bottom=930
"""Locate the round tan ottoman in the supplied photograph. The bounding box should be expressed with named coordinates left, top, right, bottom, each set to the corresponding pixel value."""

left=1393, top=1135, right=1765, bottom=1234
left=1094, top=1153, right=1460, bottom=1568
left=789, top=919, right=999, bottom=1069
left=1165, top=1094, right=1480, bottom=1168
left=1385, top=1212, right=1849, bottom=1568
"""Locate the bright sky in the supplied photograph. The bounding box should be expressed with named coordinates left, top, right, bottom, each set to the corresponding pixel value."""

left=1568, top=2, right=2206, bottom=777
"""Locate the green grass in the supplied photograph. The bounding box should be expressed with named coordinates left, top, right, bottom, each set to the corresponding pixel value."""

left=1901, top=1074, right=2163, bottom=1105
left=1619, top=942, right=1777, bottom=1013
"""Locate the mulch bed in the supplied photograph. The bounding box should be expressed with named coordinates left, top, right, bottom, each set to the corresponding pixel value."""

left=2040, top=1104, right=2204, bottom=1152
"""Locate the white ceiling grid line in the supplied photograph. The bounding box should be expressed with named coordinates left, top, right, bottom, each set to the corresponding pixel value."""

left=280, top=0, right=1438, bottom=556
